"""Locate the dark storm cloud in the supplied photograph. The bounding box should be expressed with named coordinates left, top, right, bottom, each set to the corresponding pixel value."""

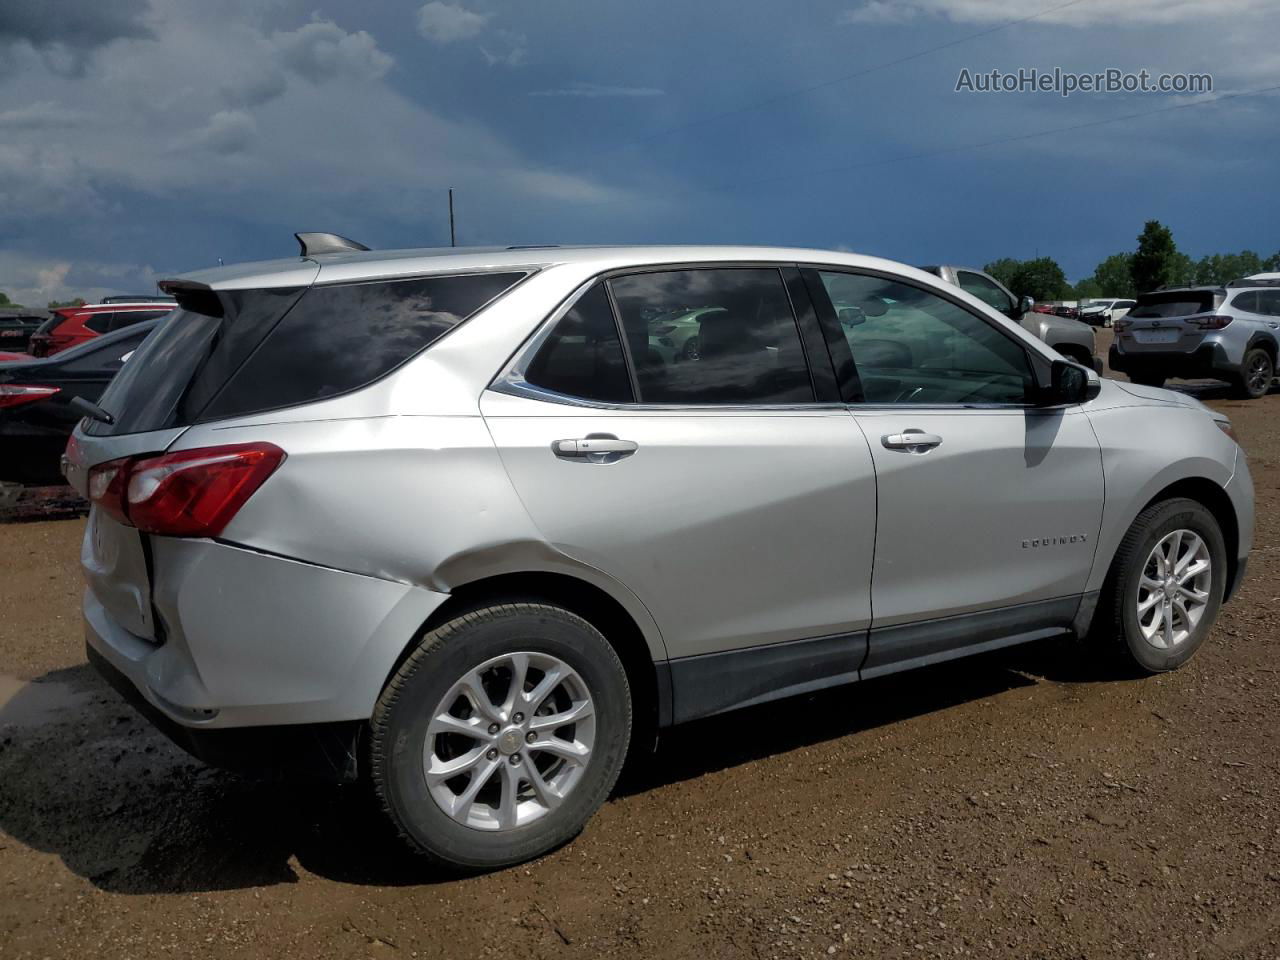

left=0, top=0, right=153, bottom=49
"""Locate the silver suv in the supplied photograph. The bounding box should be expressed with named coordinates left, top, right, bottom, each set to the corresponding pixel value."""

left=1109, top=278, right=1280, bottom=399
left=67, top=239, right=1253, bottom=871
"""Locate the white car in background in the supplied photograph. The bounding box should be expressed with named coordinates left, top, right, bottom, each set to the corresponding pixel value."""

left=1080, top=298, right=1137, bottom=328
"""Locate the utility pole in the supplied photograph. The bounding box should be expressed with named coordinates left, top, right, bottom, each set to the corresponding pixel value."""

left=448, top=189, right=456, bottom=247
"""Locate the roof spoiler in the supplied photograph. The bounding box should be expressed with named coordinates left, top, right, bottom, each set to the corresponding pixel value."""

left=295, top=232, right=370, bottom=257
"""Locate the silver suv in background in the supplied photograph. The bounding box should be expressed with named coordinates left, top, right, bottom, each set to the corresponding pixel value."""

left=67, top=239, right=1252, bottom=871
left=1109, top=278, right=1280, bottom=399
left=921, top=265, right=1101, bottom=371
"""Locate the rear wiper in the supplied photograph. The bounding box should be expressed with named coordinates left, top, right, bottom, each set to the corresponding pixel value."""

left=69, top=395, right=116, bottom=425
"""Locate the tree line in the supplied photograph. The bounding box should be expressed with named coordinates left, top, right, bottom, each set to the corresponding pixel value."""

left=985, top=221, right=1279, bottom=302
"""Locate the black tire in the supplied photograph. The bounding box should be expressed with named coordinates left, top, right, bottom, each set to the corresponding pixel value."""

left=371, top=603, right=632, bottom=871
left=1129, top=372, right=1166, bottom=388
left=681, top=336, right=700, bottom=361
left=1233, top=347, right=1273, bottom=400
left=1089, top=498, right=1227, bottom=674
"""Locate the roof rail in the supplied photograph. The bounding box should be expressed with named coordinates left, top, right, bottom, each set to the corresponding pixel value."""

left=1227, top=277, right=1280, bottom=288
left=99, top=295, right=177, bottom=304
left=506, top=244, right=561, bottom=250
left=295, top=232, right=371, bottom=257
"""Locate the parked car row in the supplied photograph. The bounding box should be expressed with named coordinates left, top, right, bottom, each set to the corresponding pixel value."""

left=28, top=297, right=173, bottom=358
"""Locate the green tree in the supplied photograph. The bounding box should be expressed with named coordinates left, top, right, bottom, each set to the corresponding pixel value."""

left=1090, top=253, right=1136, bottom=298
left=47, top=297, right=86, bottom=308
left=1194, top=251, right=1266, bottom=285
left=1070, top=278, right=1104, bottom=300
left=0, top=291, right=9, bottom=305
left=1131, top=220, right=1180, bottom=293
left=983, top=258, right=1022, bottom=291
left=1009, top=257, right=1070, bottom=301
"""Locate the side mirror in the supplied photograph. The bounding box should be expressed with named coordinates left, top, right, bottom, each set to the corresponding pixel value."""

left=1019, top=296, right=1035, bottom=314
left=1044, top=358, right=1101, bottom=406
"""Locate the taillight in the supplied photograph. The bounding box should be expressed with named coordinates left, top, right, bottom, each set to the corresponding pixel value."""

left=1113, top=318, right=1130, bottom=332
left=1191, top=315, right=1233, bottom=330
left=0, top=384, right=60, bottom=409
left=86, top=443, right=285, bottom=537
left=87, top=456, right=132, bottom=525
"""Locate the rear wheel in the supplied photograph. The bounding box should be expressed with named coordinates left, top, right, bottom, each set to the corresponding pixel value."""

left=1129, top=372, right=1166, bottom=388
left=371, top=603, right=632, bottom=871
left=1233, top=348, right=1273, bottom=399
left=681, top=336, right=700, bottom=361
left=1090, top=498, right=1226, bottom=673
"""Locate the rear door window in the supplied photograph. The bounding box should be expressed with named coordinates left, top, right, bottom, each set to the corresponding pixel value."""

left=1231, top=292, right=1259, bottom=313
left=84, top=312, right=116, bottom=334
left=524, top=282, right=633, bottom=403
left=107, top=309, right=170, bottom=332
left=607, top=268, right=815, bottom=404
left=1259, top=291, right=1280, bottom=317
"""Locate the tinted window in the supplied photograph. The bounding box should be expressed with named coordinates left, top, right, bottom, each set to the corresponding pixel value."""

left=525, top=282, right=633, bottom=403
left=200, top=272, right=525, bottom=421
left=107, top=309, right=169, bottom=332
left=60, top=327, right=152, bottom=374
left=1130, top=291, right=1221, bottom=318
left=1259, top=291, right=1280, bottom=317
left=608, top=268, right=814, bottom=405
left=957, top=271, right=1014, bottom=312
left=1231, top=291, right=1259, bottom=313
left=84, top=312, right=115, bottom=334
left=818, top=271, right=1032, bottom=405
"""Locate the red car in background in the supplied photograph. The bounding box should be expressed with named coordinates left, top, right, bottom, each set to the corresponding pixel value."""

left=28, top=298, right=174, bottom=358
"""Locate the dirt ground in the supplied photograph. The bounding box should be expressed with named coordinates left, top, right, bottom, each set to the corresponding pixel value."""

left=2, top=331, right=1278, bottom=959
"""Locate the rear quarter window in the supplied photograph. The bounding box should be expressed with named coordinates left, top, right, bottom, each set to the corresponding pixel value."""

left=199, top=271, right=526, bottom=421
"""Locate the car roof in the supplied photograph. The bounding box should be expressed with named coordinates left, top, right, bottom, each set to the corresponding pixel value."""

left=166, top=243, right=949, bottom=292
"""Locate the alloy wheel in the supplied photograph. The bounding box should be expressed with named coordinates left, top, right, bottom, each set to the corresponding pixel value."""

left=423, top=651, right=595, bottom=831
left=1136, top=529, right=1212, bottom=650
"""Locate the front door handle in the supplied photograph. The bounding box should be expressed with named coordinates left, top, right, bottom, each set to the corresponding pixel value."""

left=553, top=435, right=638, bottom=463
left=881, top=430, right=943, bottom=453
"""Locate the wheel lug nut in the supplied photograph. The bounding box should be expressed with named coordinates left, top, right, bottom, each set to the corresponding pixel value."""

left=510, top=754, right=521, bottom=765
left=488, top=723, right=500, bottom=735
left=525, top=731, right=536, bottom=743
left=513, top=712, right=524, bottom=724
left=486, top=748, right=498, bottom=760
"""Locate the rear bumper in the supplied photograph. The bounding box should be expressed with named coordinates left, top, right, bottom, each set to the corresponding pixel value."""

left=1108, top=341, right=1235, bottom=380
left=83, top=537, right=451, bottom=732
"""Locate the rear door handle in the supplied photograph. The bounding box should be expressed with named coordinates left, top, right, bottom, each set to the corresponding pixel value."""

left=553, top=435, right=638, bottom=462
left=881, top=430, right=943, bottom=453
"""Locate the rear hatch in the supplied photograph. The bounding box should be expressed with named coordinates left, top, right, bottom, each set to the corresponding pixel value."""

left=65, top=280, right=314, bottom=641
left=1117, top=289, right=1226, bottom=355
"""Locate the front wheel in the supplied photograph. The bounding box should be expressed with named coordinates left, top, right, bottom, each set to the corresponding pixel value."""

left=1234, top=348, right=1274, bottom=400
left=1090, top=498, right=1227, bottom=673
left=371, top=603, right=632, bottom=871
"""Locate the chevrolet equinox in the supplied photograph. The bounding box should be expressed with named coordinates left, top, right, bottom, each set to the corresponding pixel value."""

left=66, top=237, right=1254, bottom=871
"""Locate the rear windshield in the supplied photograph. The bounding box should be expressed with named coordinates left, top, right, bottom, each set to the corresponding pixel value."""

left=87, top=271, right=526, bottom=436
left=1129, top=291, right=1222, bottom=318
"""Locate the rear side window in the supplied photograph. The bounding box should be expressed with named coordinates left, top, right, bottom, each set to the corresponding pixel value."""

left=1130, top=291, right=1222, bottom=318
left=84, top=312, right=116, bottom=334
left=108, top=309, right=170, bottom=332
left=608, top=268, right=815, bottom=404
left=525, top=282, right=633, bottom=403
left=1232, top=291, right=1259, bottom=313
left=200, top=272, right=525, bottom=421
left=1259, top=291, right=1280, bottom=317
left=88, top=271, right=524, bottom=435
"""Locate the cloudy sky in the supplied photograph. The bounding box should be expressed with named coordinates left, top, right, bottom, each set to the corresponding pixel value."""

left=0, top=0, right=1276, bottom=304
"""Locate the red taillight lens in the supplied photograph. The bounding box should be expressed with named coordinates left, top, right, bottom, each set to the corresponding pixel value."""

left=1113, top=318, right=1131, bottom=332
left=86, top=443, right=285, bottom=537
left=87, top=456, right=132, bottom=525
left=0, top=384, right=60, bottom=409
left=1192, top=315, right=1233, bottom=330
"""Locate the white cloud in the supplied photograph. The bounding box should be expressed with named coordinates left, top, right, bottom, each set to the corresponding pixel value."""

left=0, top=250, right=160, bottom=308
left=529, top=82, right=665, bottom=98
left=193, top=109, right=257, bottom=155
left=417, top=2, right=491, bottom=43
left=479, top=29, right=528, bottom=68
left=840, top=0, right=1276, bottom=26
left=273, top=18, right=393, bottom=83
left=0, top=101, right=85, bottom=129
